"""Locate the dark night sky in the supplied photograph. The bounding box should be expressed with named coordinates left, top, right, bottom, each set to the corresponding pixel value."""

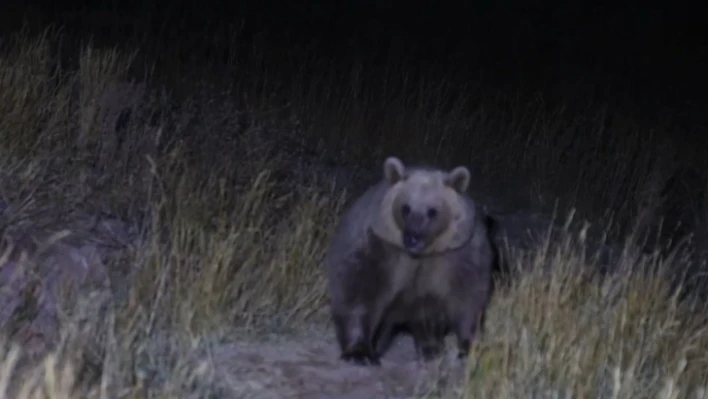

left=14, top=0, right=707, bottom=47
left=10, top=0, right=706, bottom=60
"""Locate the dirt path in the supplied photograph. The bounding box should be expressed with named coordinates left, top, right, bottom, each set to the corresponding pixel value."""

left=188, top=326, right=470, bottom=399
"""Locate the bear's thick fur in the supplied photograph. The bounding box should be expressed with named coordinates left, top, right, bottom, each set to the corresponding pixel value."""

left=325, top=156, right=495, bottom=365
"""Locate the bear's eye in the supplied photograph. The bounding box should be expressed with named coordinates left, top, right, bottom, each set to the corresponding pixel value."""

left=427, top=208, right=438, bottom=218
left=401, top=204, right=411, bottom=217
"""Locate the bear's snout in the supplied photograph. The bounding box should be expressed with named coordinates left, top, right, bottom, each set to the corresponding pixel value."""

left=403, top=229, right=425, bottom=252
left=400, top=210, right=431, bottom=253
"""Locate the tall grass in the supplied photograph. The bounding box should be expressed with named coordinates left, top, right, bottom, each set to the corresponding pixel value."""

left=456, top=219, right=708, bottom=398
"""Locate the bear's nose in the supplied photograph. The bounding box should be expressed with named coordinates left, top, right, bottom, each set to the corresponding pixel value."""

left=404, top=211, right=426, bottom=228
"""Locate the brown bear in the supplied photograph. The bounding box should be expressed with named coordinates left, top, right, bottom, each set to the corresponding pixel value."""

left=324, top=156, right=495, bottom=366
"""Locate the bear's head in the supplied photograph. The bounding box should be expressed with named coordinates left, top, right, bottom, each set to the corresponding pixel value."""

left=370, top=156, right=476, bottom=256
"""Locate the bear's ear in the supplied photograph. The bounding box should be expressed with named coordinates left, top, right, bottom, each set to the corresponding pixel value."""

left=445, top=166, right=471, bottom=192
left=383, top=157, right=406, bottom=184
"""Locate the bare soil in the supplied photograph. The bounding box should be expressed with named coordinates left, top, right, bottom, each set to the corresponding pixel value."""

left=186, top=328, right=471, bottom=399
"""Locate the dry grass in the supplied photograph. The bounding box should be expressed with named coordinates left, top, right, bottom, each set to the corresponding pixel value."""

left=0, top=25, right=706, bottom=398
left=452, top=220, right=708, bottom=398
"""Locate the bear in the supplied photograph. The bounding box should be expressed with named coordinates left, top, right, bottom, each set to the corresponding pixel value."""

left=324, top=156, right=495, bottom=366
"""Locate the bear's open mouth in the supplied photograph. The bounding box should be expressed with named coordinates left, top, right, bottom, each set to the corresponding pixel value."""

left=402, top=230, right=425, bottom=252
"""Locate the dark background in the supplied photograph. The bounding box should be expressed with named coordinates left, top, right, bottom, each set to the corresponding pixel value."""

left=8, top=0, right=705, bottom=130
left=2, top=0, right=708, bottom=242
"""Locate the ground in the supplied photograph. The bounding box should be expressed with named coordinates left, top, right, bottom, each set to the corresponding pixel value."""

left=188, top=328, right=468, bottom=399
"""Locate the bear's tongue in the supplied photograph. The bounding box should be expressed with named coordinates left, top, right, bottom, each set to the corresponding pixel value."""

left=403, top=231, right=424, bottom=251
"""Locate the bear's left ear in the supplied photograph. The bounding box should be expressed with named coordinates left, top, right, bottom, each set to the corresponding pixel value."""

left=383, top=156, right=406, bottom=184
left=445, top=166, right=471, bottom=192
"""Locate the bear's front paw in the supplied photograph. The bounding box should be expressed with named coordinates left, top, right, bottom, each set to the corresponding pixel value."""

left=341, top=341, right=381, bottom=366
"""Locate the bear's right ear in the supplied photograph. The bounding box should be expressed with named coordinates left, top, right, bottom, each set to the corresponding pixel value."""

left=383, top=156, right=406, bottom=184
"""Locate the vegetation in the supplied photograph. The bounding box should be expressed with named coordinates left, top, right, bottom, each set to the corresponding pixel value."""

left=0, top=19, right=706, bottom=398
